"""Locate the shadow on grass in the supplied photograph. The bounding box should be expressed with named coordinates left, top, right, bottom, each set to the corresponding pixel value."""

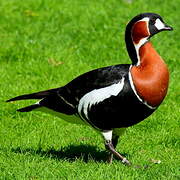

left=11, top=144, right=111, bottom=163
left=10, top=145, right=151, bottom=168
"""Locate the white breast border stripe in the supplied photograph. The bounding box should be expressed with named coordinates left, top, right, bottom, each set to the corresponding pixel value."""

left=128, top=66, right=156, bottom=110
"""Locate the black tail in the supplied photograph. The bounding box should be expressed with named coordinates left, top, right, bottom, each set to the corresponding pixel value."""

left=6, top=88, right=59, bottom=102
left=17, top=104, right=41, bottom=112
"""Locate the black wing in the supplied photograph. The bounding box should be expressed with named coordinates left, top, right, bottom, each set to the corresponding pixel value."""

left=7, top=64, right=130, bottom=115
left=40, top=64, right=130, bottom=114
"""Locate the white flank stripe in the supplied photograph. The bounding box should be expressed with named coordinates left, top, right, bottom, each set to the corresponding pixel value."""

left=128, top=66, right=156, bottom=109
left=78, top=77, right=125, bottom=119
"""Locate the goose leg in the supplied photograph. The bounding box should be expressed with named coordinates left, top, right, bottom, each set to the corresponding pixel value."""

left=107, top=135, right=119, bottom=163
left=102, top=130, right=130, bottom=165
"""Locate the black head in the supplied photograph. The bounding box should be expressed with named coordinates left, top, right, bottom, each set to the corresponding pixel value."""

left=127, top=13, right=173, bottom=39
left=144, top=13, right=172, bottom=35
left=125, top=13, right=173, bottom=65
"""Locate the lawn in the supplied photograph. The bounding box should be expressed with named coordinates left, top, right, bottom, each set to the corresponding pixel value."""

left=0, top=0, right=179, bottom=179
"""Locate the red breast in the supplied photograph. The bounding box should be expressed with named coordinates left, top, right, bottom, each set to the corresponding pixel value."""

left=130, top=42, right=169, bottom=107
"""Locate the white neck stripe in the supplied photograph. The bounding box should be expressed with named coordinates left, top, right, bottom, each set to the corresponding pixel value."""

left=132, top=17, right=150, bottom=66
left=133, top=37, right=148, bottom=66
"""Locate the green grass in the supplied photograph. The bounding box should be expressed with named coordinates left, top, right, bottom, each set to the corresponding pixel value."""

left=0, top=0, right=179, bottom=179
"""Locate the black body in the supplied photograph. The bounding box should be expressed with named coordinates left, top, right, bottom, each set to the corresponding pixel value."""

left=10, top=64, right=155, bottom=131
left=64, top=64, right=155, bottom=130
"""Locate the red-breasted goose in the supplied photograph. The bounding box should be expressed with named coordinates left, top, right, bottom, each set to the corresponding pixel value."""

left=7, top=13, right=173, bottom=165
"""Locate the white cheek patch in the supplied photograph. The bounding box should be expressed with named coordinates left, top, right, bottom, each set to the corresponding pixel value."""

left=154, top=18, right=165, bottom=30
